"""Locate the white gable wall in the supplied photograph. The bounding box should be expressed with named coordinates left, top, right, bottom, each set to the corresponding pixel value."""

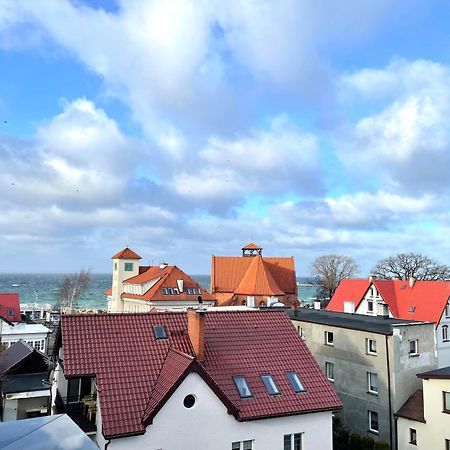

left=103, top=372, right=333, bottom=450
left=437, top=298, right=450, bottom=368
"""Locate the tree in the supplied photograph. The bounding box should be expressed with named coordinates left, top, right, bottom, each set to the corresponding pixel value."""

left=56, top=270, right=91, bottom=313
left=371, top=253, right=450, bottom=281
left=311, top=254, right=359, bottom=302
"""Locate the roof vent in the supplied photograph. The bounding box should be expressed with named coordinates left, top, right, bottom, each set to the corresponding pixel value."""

left=159, top=262, right=169, bottom=269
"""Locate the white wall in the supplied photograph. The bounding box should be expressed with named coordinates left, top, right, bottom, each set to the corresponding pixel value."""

left=437, top=300, right=450, bottom=368
left=103, top=372, right=333, bottom=450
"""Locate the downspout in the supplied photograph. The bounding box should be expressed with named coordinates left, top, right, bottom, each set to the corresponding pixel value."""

left=385, top=335, right=394, bottom=450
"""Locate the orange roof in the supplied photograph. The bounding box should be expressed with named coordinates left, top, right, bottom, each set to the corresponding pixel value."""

left=242, top=242, right=262, bottom=250
left=211, top=255, right=297, bottom=295
left=327, top=278, right=450, bottom=324
left=234, top=255, right=284, bottom=296
left=111, top=247, right=142, bottom=260
left=122, top=265, right=216, bottom=302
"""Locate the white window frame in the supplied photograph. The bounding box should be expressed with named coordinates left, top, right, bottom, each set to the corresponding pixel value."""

left=366, top=338, right=377, bottom=355
left=409, top=428, right=417, bottom=446
left=367, top=372, right=378, bottom=394
left=325, top=362, right=334, bottom=382
left=367, top=298, right=374, bottom=313
left=231, top=440, right=253, bottom=450
left=409, top=339, right=419, bottom=356
left=283, top=433, right=303, bottom=450
left=325, top=331, right=334, bottom=346
left=446, top=302, right=450, bottom=318
left=368, top=410, right=379, bottom=433
left=443, top=325, right=449, bottom=342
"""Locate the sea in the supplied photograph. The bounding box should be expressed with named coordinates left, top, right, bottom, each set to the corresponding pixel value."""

left=0, top=273, right=318, bottom=311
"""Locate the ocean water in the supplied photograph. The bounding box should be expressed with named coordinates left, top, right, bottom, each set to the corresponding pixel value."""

left=0, top=273, right=318, bottom=311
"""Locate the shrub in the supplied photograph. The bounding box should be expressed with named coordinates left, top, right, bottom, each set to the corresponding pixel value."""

left=374, top=441, right=390, bottom=450
left=349, top=433, right=362, bottom=450
left=361, top=435, right=375, bottom=450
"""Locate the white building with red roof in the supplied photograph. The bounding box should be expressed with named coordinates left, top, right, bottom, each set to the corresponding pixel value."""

left=50, top=309, right=342, bottom=449
left=106, top=247, right=216, bottom=313
left=327, top=278, right=450, bottom=367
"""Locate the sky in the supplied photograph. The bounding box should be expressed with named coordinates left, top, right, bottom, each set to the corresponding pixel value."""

left=1, top=0, right=450, bottom=275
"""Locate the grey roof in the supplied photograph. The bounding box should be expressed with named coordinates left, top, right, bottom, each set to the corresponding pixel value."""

left=0, top=414, right=98, bottom=450
left=288, top=308, right=431, bottom=335
left=0, top=340, right=34, bottom=374
left=1, top=372, right=50, bottom=394
left=418, top=366, right=450, bottom=379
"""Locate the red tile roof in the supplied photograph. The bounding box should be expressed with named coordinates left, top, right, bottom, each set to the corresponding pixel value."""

left=234, top=255, right=284, bottom=296
left=327, top=279, right=450, bottom=325
left=111, top=247, right=142, bottom=260
left=0, top=293, right=21, bottom=322
left=59, top=310, right=341, bottom=438
left=242, top=243, right=262, bottom=250
left=211, top=256, right=297, bottom=296
left=395, top=389, right=425, bottom=423
left=121, top=265, right=216, bottom=303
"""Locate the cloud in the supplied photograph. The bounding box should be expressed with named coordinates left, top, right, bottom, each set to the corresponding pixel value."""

left=338, top=59, right=450, bottom=194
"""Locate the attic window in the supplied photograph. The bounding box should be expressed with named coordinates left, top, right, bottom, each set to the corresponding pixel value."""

left=261, top=375, right=280, bottom=395
left=409, top=306, right=416, bottom=313
left=153, top=325, right=167, bottom=340
left=186, top=288, right=201, bottom=295
left=287, top=372, right=305, bottom=393
left=7, top=308, right=13, bottom=316
left=233, top=376, right=253, bottom=398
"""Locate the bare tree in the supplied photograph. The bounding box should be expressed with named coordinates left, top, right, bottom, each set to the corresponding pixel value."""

left=56, top=270, right=91, bottom=313
left=371, top=253, right=450, bottom=281
left=311, top=254, right=359, bottom=303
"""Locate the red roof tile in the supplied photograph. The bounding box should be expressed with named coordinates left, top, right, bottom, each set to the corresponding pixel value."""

left=234, top=256, right=284, bottom=296
left=0, top=293, right=21, bottom=322
left=211, top=256, right=297, bottom=295
left=327, top=279, right=450, bottom=324
left=60, top=310, right=341, bottom=438
left=111, top=247, right=142, bottom=260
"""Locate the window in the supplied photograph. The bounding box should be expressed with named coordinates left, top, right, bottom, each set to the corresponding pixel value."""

left=325, top=362, right=334, bottom=382
left=34, top=340, right=45, bottom=352
left=183, top=394, right=196, bottom=408
left=232, top=441, right=253, bottom=450
left=443, top=391, right=450, bottom=413
left=124, top=262, right=134, bottom=271
left=173, top=288, right=179, bottom=295
left=367, top=372, right=378, bottom=394
left=114, top=262, right=117, bottom=271
left=409, top=339, right=419, bottom=356
left=247, top=296, right=255, bottom=307
left=233, top=376, right=253, bottom=398
left=368, top=410, right=379, bottom=433
left=366, top=338, right=377, bottom=355
left=443, top=325, right=449, bottom=342
left=446, top=439, right=450, bottom=450
left=261, top=375, right=280, bottom=395
left=325, top=331, right=334, bottom=346
left=1, top=342, right=7, bottom=351
left=6, top=308, right=13, bottom=316
left=284, top=433, right=303, bottom=450
left=446, top=303, right=450, bottom=318
left=409, top=306, right=416, bottom=313
left=367, top=299, right=374, bottom=313
left=287, top=372, right=305, bottom=393
left=409, top=428, right=417, bottom=445
left=153, top=325, right=167, bottom=340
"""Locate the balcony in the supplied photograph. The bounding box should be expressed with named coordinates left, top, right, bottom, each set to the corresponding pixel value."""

left=55, top=392, right=97, bottom=434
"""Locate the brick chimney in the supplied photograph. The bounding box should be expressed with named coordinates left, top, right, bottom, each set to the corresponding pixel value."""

left=409, top=277, right=416, bottom=288
left=187, top=308, right=205, bottom=361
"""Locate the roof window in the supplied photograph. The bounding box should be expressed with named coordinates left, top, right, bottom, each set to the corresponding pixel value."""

left=153, top=325, right=167, bottom=340
left=233, top=376, right=253, bottom=398
left=287, top=371, right=305, bottom=393
left=261, top=374, right=280, bottom=395
left=409, top=306, right=416, bottom=313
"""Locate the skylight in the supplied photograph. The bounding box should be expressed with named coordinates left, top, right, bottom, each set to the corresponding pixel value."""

left=287, top=372, right=305, bottom=393
left=261, top=375, right=280, bottom=395
left=233, top=376, right=253, bottom=398
left=153, top=325, right=167, bottom=340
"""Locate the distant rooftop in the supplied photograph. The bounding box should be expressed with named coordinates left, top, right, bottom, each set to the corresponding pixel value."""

left=2, top=372, right=49, bottom=394
left=418, top=366, right=450, bottom=379
left=288, top=308, right=432, bottom=335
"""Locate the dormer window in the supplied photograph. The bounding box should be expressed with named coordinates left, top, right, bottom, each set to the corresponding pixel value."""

left=287, top=371, right=305, bottom=393
left=261, top=375, right=280, bottom=395
left=233, top=376, right=253, bottom=398
left=153, top=325, right=167, bottom=340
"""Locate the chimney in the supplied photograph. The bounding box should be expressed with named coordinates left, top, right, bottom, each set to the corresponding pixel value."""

left=177, top=279, right=184, bottom=293
left=368, top=275, right=373, bottom=283
left=409, top=277, right=415, bottom=288
left=187, top=308, right=205, bottom=361
left=159, top=262, right=168, bottom=269
left=314, top=300, right=321, bottom=310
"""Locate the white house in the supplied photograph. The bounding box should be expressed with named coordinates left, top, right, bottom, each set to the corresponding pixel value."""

left=327, top=278, right=450, bottom=367
left=396, top=366, right=450, bottom=450
left=51, top=309, right=342, bottom=449
left=106, top=247, right=216, bottom=313
left=1, top=319, right=51, bottom=353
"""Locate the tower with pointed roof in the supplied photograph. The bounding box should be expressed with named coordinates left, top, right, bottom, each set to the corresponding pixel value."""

left=109, top=247, right=141, bottom=313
